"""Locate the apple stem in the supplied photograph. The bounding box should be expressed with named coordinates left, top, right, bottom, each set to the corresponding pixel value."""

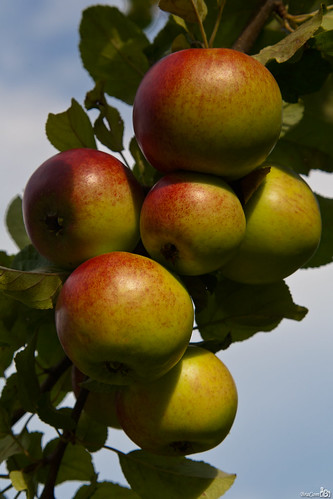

left=190, top=0, right=209, bottom=48
left=208, top=0, right=226, bottom=48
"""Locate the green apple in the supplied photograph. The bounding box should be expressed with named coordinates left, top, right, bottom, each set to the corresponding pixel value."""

left=133, top=48, right=282, bottom=180
left=23, top=148, right=145, bottom=269
left=140, top=171, right=246, bottom=275
left=55, top=251, right=194, bottom=385
left=220, top=164, right=322, bottom=284
left=116, top=345, right=238, bottom=456
left=72, top=365, right=121, bottom=429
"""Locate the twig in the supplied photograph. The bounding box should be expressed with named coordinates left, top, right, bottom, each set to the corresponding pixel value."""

left=232, top=0, right=283, bottom=53
left=39, top=387, right=89, bottom=499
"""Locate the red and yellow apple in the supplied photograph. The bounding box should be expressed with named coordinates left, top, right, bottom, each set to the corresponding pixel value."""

left=133, top=48, right=282, bottom=180
left=23, top=148, right=145, bottom=269
left=220, top=164, right=322, bottom=284
left=140, top=171, right=246, bottom=275
left=55, top=251, right=194, bottom=385
left=116, top=345, right=238, bottom=456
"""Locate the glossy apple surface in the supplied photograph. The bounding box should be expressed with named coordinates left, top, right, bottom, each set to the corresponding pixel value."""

left=133, top=48, right=282, bottom=180
left=221, top=164, right=322, bottom=284
left=72, top=366, right=121, bottom=429
left=116, top=345, right=238, bottom=456
left=140, top=171, right=246, bottom=275
left=55, top=252, right=194, bottom=385
left=23, top=148, right=145, bottom=269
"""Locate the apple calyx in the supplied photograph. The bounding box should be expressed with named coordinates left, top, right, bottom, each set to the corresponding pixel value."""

left=44, top=213, right=64, bottom=235
left=160, top=242, right=179, bottom=265
left=170, top=441, right=194, bottom=454
left=105, top=361, right=131, bottom=378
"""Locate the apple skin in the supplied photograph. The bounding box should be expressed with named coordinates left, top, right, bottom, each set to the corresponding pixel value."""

left=22, top=148, right=145, bottom=269
left=116, top=345, right=238, bottom=456
left=55, top=251, right=194, bottom=385
left=71, top=366, right=121, bottom=429
left=140, top=171, right=246, bottom=275
left=133, top=48, right=282, bottom=180
left=220, top=164, right=322, bottom=284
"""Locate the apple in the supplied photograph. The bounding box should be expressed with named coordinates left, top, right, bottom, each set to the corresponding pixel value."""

left=133, top=48, right=282, bottom=180
left=116, top=345, right=238, bottom=456
left=72, top=365, right=121, bottom=429
left=140, top=171, right=246, bottom=275
left=55, top=251, right=194, bottom=385
left=220, top=164, right=322, bottom=284
left=22, top=148, right=145, bottom=269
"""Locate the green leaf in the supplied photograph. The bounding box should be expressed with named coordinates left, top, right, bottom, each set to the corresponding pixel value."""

left=0, top=406, right=11, bottom=438
left=127, top=0, right=155, bottom=29
left=0, top=265, right=64, bottom=309
left=280, top=101, right=305, bottom=137
left=5, top=196, right=30, bottom=250
left=253, top=9, right=323, bottom=65
left=37, top=395, right=75, bottom=431
left=159, top=0, right=208, bottom=24
left=129, top=137, right=161, bottom=188
left=303, top=194, right=333, bottom=268
left=45, top=98, right=97, bottom=151
left=9, top=469, right=36, bottom=498
left=74, top=411, right=108, bottom=453
left=79, top=6, right=150, bottom=105
left=39, top=440, right=96, bottom=485
left=74, top=481, right=140, bottom=499
left=119, top=450, right=236, bottom=499
left=85, top=83, right=125, bottom=152
left=0, top=435, right=22, bottom=464
left=312, top=29, right=333, bottom=56
left=195, top=276, right=308, bottom=345
left=10, top=244, right=55, bottom=272
left=144, top=16, right=188, bottom=65
left=14, top=338, right=40, bottom=413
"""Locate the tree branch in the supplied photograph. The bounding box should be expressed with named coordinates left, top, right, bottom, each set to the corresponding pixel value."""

left=232, top=0, right=285, bottom=54
left=39, top=387, right=89, bottom=499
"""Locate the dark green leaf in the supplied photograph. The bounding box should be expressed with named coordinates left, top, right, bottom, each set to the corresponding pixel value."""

left=159, top=0, right=207, bottom=24
left=46, top=98, right=97, bottom=151
left=280, top=101, right=305, bottom=137
left=10, top=244, right=56, bottom=272
left=9, top=470, right=36, bottom=498
left=195, top=276, right=308, bottom=345
left=14, top=338, right=40, bottom=413
left=127, top=0, right=155, bottom=29
left=75, top=412, right=108, bottom=453
left=5, top=196, right=30, bottom=250
left=0, top=435, right=22, bottom=464
left=129, top=137, right=161, bottom=188
left=0, top=406, right=11, bottom=437
left=39, top=440, right=96, bottom=485
left=79, top=6, right=150, bottom=105
left=253, top=9, right=323, bottom=65
left=0, top=264, right=64, bottom=309
left=37, top=395, right=75, bottom=431
left=74, top=481, right=140, bottom=499
left=6, top=431, right=43, bottom=472
left=144, top=16, right=188, bottom=64
left=119, top=450, right=236, bottom=499
left=303, top=194, right=333, bottom=267
left=268, top=49, right=332, bottom=103
left=312, top=29, right=333, bottom=56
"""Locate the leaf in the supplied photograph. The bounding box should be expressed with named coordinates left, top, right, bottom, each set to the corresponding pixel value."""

left=253, top=9, right=323, bottom=65
left=119, top=450, right=236, bottom=499
left=85, top=82, right=125, bottom=152
left=159, top=0, right=208, bottom=24
left=9, top=470, right=36, bottom=498
left=14, top=338, right=40, bottom=413
left=46, top=98, right=97, bottom=151
left=195, top=276, right=308, bottom=345
left=0, top=435, right=22, bottom=464
left=0, top=265, right=64, bottom=309
left=127, top=0, right=155, bottom=29
left=79, top=6, right=150, bottom=105
left=280, top=101, right=305, bottom=137
left=10, top=244, right=55, bottom=272
left=74, top=481, right=140, bottom=499
left=312, top=29, right=333, bottom=56
left=5, top=196, right=30, bottom=250
left=39, top=440, right=96, bottom=485
left=0, top=406, right=11, bottom=438
left=75, top=412, right=108, bottom=453
left=129, top=137, right=161, bottom=188
left=303, top=194, right=333, bottom=268
left=36, top=395, right=75, bottom=431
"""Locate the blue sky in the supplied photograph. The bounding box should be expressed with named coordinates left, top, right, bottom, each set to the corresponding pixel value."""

left=0, top=2, right=333, bottom=498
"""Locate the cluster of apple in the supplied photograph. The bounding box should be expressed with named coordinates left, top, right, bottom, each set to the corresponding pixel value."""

left=22, top=48, right=321, bottom=457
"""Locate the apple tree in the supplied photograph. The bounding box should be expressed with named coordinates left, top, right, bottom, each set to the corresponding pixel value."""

left=0, top=0, right=332, bottom=497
